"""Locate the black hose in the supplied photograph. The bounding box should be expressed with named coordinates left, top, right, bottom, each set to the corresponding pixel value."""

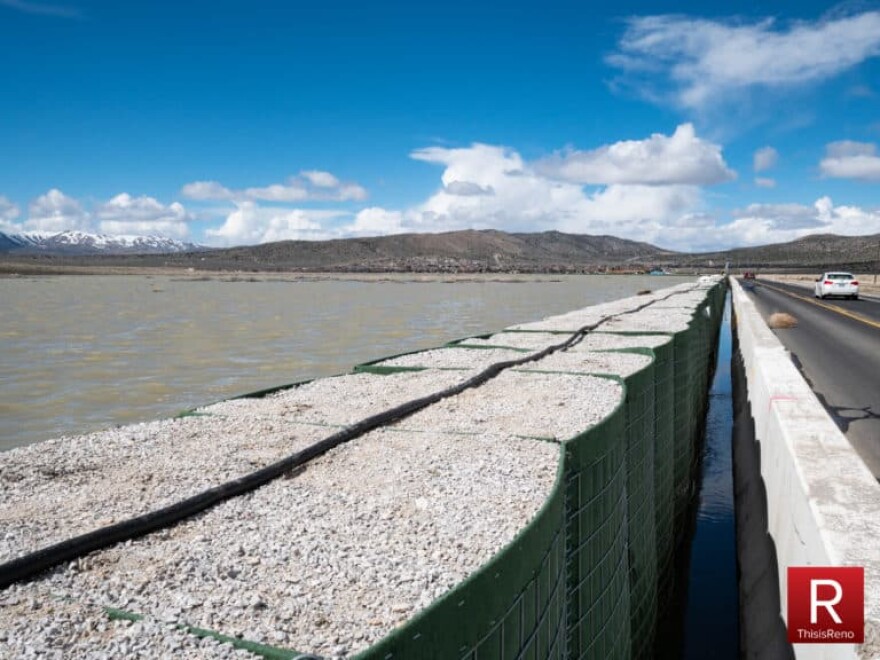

left=0, top=284, right=708, bottom=589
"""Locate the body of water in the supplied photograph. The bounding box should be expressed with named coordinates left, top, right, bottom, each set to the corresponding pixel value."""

left=1, top=273, right=694, bottom=451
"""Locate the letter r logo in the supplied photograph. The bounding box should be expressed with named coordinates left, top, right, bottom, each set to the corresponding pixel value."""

left=788, top=567, right=864, bottom=644
left=810, top=579, right=843, bottom=624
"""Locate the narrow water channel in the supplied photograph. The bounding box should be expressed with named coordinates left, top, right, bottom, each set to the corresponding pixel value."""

left=680, top=292, right=739, bottom=658
left=657, top=292, right=739, bottom=658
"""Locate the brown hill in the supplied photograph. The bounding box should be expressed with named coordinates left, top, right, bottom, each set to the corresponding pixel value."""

left=674, top=233, right=880, bottom=271
left=2, top=229, right=877, bottom=273
left=1, top=229, right=677, bottom=273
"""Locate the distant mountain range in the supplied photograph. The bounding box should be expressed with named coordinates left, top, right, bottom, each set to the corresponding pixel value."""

left=0, top=230, right=202, bottom=255
left=0, top=228, right=877, bottom=272
left=677, top=232, right=880, bottom=270
left=181, top=229, right=678, bottom=272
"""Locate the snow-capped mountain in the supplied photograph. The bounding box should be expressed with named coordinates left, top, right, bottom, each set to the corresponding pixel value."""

left=0, top=230, right=204, bottom=255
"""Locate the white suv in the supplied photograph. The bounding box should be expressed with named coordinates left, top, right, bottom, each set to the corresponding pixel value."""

left=814, top=272, right=859, bottom=300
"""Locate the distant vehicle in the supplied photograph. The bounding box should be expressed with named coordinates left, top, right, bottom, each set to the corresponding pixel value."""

left=743, top=271, right=756, bottom=280
left=814, top=272, right=859, bottom=299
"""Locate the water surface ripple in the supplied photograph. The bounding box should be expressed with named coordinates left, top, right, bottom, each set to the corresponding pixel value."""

left=1, top=274, right=693, bottom=451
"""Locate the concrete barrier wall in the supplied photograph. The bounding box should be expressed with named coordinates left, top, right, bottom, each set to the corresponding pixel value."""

left=730, top=278, right=880, bottom=659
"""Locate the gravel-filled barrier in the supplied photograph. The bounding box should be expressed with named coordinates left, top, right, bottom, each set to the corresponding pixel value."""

left=2, top=427, right=560, bottom=659
left=1, top=276, right=727, bottom=660
left=0, top=415, right=331, bottom=564
left=0, top=370, right=470, bottom=563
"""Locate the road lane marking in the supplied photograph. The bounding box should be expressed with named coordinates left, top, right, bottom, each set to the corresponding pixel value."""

left=755, top=281, right=880, bottom=331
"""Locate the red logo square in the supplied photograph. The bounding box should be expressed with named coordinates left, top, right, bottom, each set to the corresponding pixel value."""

left=787, top=567, right=864, bottom=644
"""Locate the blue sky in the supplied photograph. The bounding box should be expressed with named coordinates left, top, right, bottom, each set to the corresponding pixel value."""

left=1, top=0, right=879, bottom=251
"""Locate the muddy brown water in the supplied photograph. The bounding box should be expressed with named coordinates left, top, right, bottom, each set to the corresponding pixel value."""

left=1, top=274, right=695, bottom=451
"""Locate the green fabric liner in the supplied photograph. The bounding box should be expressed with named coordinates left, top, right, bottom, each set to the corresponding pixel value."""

left=352, top=365, right=429, bottom=375
left=103, top=607, right=310, bottom=660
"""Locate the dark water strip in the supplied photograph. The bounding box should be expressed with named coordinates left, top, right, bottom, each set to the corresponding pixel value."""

left=680, top=292, right=739, bottom=658
left=656, top=292, right=739, bottom=658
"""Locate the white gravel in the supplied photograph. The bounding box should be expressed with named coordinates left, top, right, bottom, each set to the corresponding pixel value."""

left=8, top=428, right=559, bottom=659
left=455, top=332, right=564, bottom=351
left=524, top=350, right=653, bottom=378
left=200, top=369, right=474, bottom=426
left=0, top=595, right=250, bottom=659
left=571, top=332, right=673, bottom=352
left=507, top=283, right=702, bottom=332
left=373, top=347, right=528, bottom=370
left=0, top=415, right=330, bottom=563
left=600, top=309, right=694, bottom=333
left=1, top=371, right=481, bottom=563
left=400, top=371, right=623, bottom=440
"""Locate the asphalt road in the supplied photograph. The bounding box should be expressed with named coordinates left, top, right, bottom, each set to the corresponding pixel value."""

left=741, top=278, right=880, bottom=479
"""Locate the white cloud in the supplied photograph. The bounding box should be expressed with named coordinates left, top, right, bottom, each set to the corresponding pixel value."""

left=181, top=171, right=367, bottom=203
left=301, top=170, right=339, bottom=188
left=205, top=202, right=347, bottom=246
left=444, top=181, right=495, bottom=196
left=819, top=140, right=880, bottom=181
left=373, top=142, right=708, bottom=247
left=95, top=193, right=191, bottom=239
left=753, top=146, right=778, bottom=172
left=0, top=196, right=21, bottom=233
left=180, top=181, right=234, bottom=201
left=349, top=142, right=880, bottom=252
left=345, top=207, right=406, bottom=237
left=608, top=12, right=880, bottom=111
left=721, top=197, right=880, bottom=247
left=537, top=124, right=735, bottom=185
left=754, top=177, right=776, bottom=188
left=26, top=188, right=92, bottom=233
left=2, top=190, right=194, bottom=239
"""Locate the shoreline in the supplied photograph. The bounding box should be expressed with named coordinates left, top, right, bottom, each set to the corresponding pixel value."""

left=0, top=264, right=662, bottom=283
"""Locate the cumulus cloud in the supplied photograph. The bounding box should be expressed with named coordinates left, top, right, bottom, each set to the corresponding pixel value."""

left=608, top=12, right=880, bottom=111
left=301, top=170, right=340, bottom=188
left=753, top=146, right=778, bottom=172
left=444, top=181, right=495, bottom=196
left=344, top=208, right=407, bottom=237
left=754, top=177, right=776, bottom=188
left=367, top=141, right=709, bottom=247
left=181, top=171, right=367, bottom=203
left=95, top=193, right=191, bottom=239
left=333, top=141, right=880, bottom=252
left=205, top=202, right=347, bottom=246
left=0, top=195, right=21, bottom=233
left=180, top=181, right=234, bottom=201
left=722, top=197, right=880, bottom=247
left=1, top=189, right=194, bottom=239
left=819, top=140, right=880, bottom=181
left=26, top=189, right=92, bottom=233
left=537, top=124, right=735, bottom=185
